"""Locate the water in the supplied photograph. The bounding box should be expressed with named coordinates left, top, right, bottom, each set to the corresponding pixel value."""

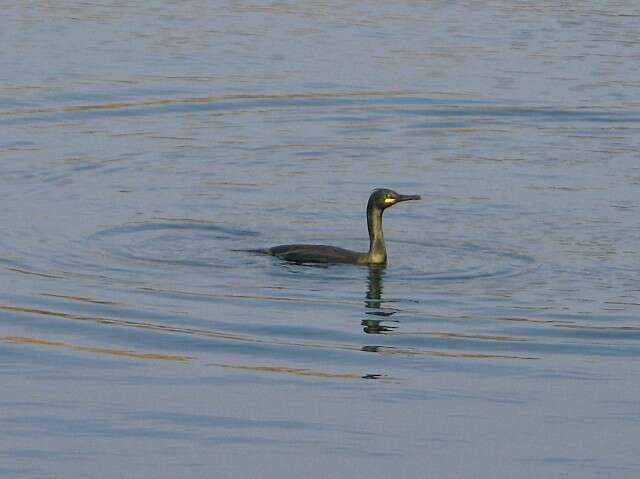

left=2, top=2, right=640, bottom=478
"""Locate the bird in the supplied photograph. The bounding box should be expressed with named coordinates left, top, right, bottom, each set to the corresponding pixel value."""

left=262, top=188, right=420, bottom=265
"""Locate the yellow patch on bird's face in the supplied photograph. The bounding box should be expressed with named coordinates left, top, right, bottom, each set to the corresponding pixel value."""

left=384, top=197, right=396, bottom=204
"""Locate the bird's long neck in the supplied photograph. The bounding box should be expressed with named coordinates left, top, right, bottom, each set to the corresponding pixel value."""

left=366, top=201, right=387, bottom=264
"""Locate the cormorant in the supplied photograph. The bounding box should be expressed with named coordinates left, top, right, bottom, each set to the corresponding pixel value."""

left=263, top=188, right=420, bottom=265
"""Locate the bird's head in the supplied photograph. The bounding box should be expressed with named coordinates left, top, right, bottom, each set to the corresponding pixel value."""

left=368, top=188, right=421, bottom=210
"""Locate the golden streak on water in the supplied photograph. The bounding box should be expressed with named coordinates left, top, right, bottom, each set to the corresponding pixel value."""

left=38, top=293, right=126, bottom=306
left=0, top=336, right=192, bottom=362
left=5, top=266, right=62, bottom=279
left=366, top=345, right=538, bottom=360
left=2, top=90, right=418, bottom=118
left=554, top=324, right=640, bottom=331
left=210, top=363, right=363, bottom=380
left=394, top=331, right=528, bottom=342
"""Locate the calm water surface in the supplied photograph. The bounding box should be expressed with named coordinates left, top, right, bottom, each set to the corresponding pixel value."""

left=2, top=2, right=640, bottom=478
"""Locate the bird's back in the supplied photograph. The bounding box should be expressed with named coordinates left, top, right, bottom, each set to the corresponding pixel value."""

left=266, top=244, right=365, bottom=264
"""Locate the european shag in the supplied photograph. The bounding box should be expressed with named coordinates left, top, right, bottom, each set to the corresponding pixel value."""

left=264, top=188, right=420, bottom=265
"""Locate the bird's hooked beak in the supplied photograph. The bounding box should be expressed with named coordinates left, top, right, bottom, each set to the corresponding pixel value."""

left=395, top=193, right=421, bottom=203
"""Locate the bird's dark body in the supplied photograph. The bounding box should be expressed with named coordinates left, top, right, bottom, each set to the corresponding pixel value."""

left=262, top=188, right=420, bottom=266
left=266, top=244, right=365, bottom=264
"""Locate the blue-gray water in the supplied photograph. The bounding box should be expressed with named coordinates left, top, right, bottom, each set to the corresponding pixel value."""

left=2, top=2, right=640, bottom=478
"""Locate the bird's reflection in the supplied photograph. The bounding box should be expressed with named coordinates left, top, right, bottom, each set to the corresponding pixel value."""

left=362, top=265, right=398, bottom=334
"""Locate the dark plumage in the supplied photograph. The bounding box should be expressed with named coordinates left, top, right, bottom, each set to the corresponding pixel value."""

left=263, top=189, right=420, bottom=265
